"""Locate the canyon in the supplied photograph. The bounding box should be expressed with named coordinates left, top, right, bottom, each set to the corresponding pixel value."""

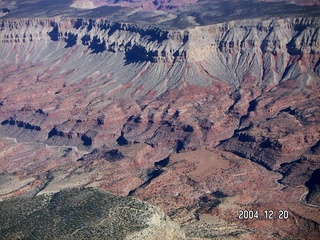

left=0, top=0, right=320, bottom=239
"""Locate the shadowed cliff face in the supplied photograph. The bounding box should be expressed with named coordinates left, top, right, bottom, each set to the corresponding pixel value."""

left=306, top=168, right=320, bottom=205
left=1, top=17, right=319, bottom=67
left=0, top=15, right=320, bottom=239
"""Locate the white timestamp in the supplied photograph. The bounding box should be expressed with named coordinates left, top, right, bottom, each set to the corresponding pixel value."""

left=238, top=210, right=289, bottom=220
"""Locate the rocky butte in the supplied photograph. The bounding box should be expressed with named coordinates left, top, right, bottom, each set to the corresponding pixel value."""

left=0, top=0, right=320, bottom=239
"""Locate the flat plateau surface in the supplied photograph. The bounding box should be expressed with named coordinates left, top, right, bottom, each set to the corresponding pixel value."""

left=1, top=0, right=320, bottom=28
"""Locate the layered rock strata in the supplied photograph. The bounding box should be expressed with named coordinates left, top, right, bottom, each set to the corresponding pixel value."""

left=0, top=17, right=319, bottom=155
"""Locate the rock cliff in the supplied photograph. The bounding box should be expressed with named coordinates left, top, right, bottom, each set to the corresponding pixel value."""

left=0, top=18, right=320, bottom=76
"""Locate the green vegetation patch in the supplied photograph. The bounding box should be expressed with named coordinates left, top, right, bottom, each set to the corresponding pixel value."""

left=0, top=187, right=154, bottom=240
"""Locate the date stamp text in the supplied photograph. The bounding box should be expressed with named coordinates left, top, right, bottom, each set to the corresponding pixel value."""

left=238, top=210, right=289, bottom=220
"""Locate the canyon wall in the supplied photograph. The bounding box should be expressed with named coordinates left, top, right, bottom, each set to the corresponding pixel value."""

left=0, top=17, right=319, bottom=153
left=2, top=17, right=319, bottom=63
